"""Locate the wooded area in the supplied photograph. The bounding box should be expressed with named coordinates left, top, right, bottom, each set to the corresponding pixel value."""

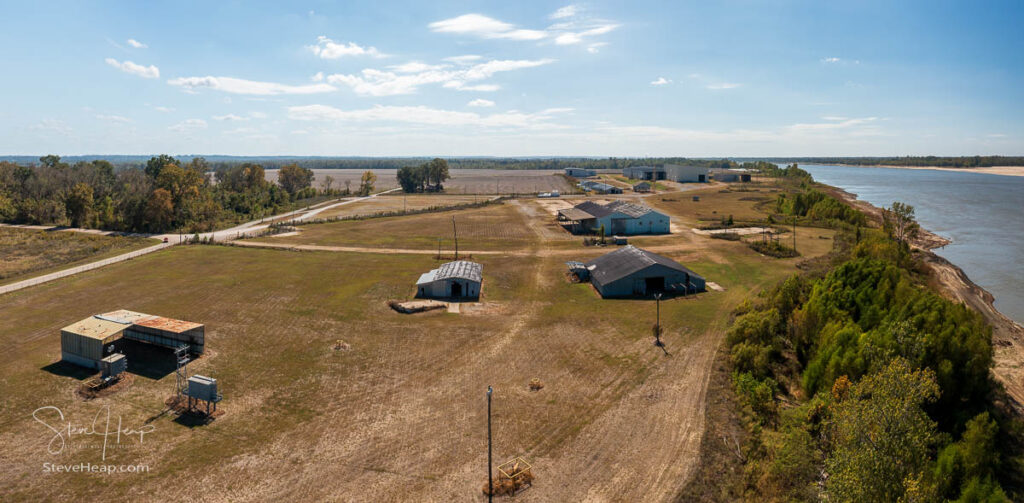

left=0, top=155, right=332, bottom=233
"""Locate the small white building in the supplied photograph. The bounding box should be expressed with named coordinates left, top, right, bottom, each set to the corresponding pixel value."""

left=416, top=261, right=483, bottom=299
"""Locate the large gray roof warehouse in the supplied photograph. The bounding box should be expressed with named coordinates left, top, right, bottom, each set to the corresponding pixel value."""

left=584, top=246, right=705, bottom=297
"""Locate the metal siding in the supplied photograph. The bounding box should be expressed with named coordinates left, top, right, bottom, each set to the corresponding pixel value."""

left=62, top=351, right=100, bottom=369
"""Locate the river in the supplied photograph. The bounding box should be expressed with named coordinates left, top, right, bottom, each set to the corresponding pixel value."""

left=797, top=164, right=1024, bottom=325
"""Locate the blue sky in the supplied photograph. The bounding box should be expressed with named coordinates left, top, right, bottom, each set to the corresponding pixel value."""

left=0, top=0, right=1021, bottom=157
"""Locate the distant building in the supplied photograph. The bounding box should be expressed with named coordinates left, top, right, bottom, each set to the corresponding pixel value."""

left=416, top=260, right=483, bottom=299
left=633, top=181, right=652, bottom=192
left=557, top=200, right=670, bottom=235
left=578, top=180, right=623, bottom=194
left=61, top=310, right=205, bottom=370
left=583, top=245, right=706, bottom=297
left=710, top=169, right=751, bottom=182
left=622, top=166, right=666, bottom=180
left=564, top=167, right=597, bottom=178
left=663, top=164, right=709, bottom=183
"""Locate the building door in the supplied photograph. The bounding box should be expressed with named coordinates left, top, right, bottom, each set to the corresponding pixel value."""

left=611, top=219, right=627, bottom=234
left=698, top=174, right=706, bottom=182
left=644, top=277, right=665, bottom=293
left=451, top=282, right=462, bottom=297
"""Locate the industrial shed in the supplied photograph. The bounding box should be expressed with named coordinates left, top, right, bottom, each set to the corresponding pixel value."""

left=578, top=180, right=623, bottom=194
left=564, top=167, right=596, bottom=178
left=416, top=260, right=483, bottom=299
left=583, top=246, right=706, bottom=297
left=557, top=201, right=670, bottom=235
left=710, top=169, right=752, bottom=182
left=633, top=181, right=652, bottom=192
left=61, top=310, right=205, bottom=370
left=663, top=164, right=709, bottom=183
left=622, top=166, right=666, bottom=180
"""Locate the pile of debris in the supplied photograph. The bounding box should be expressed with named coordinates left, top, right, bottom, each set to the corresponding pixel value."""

left=482, top=457, right=534, bottom=497
left=388, top=299, right=449, bottom=314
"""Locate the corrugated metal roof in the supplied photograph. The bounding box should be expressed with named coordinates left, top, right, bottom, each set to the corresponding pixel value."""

left=574, top=201, right=613, bottom=218
left=418, top=261, right=483, bottom=284
left=584, top=245, right=704, bottom=284
left=558, top=208, right=596, bottom=221
left=62, top=317, right=126, bottom=340
left=605, top=200, right=654, bottom=218
left=98, top=309, right=154, bottom=324
left=436, top=261, right=483, bottom=282
left=133, top=316, right=203, bottom=333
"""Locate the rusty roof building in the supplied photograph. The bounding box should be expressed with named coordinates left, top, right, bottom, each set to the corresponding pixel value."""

left=61, top=310, right=205, bottom=370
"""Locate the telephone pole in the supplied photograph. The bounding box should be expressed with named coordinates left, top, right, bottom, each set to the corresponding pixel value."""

left=452, top=216, right=459, bottom=260
left=487, top=385, right=493, bottom=503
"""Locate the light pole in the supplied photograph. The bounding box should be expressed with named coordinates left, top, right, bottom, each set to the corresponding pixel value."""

left=487, top=385, right=493, bottom=502
left=654, top=293, right=663, bottom=347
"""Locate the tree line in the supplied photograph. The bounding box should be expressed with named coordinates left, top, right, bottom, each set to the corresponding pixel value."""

left=768, top=156, right=1024, bottom=168
left=396, top=158, right=451, bottom=193
left=719, top=170, right=1020, bottom=501
left=0, top=155, right=343, bottom=233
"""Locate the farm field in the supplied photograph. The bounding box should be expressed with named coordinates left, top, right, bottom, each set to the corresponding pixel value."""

left=0, top=227, right=158, bottom=285
left=263, top=168, right=574, bottom=195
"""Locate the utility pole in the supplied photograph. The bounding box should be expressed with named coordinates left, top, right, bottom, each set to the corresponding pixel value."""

left=487, top=385, right=493, bottom=503
left=437, top=238, right=442, bottom=262
left=452, top=216, right=459, bottom=260
left=654, top=293, right=663, bottom=346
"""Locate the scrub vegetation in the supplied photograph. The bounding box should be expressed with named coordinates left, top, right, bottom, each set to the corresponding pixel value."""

left=0, top=226, right=156, bottom=283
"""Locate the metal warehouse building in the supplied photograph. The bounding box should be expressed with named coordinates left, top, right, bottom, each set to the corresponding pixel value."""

left=710, top=169, right=752, bottom=183
left=416, top=261, right=483, bottom=299
left=564, top=167, right=596, bottom=178
left=663, top=164, right=709, bottom=183
left=558, top=200, right=670, bottom=235
left=584, top=246, right=706, bottom=297
left=61, top=310, right=205, bottom=370
left=622, top=166, right=667, bottom=180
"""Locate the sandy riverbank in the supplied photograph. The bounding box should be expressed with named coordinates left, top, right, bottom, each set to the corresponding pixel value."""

left=829, top=186, right=1024, bottom=409
left=832, top=164, right=1024, bottom=177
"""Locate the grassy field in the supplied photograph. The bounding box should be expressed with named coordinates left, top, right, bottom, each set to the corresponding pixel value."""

left=257, top=202, right=540, bottom=251
left=0, top=227, right=158, bottom=285
left=0, top=176, right=840, bottom=501
left=312, top=194, right=493, bottom=220
left=649, top=182, right=787, bottom=227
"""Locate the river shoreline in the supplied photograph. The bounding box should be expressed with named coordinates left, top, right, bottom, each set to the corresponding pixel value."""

left=827, top=164, right=1024, bottom=177
left=827, top=185, right=1024, bottom=409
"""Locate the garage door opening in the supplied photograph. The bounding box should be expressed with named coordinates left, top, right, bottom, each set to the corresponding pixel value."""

left=644, top=276, right=665, bottom=293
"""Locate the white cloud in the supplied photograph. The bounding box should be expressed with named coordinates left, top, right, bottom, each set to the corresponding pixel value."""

left=707, top=82, right=741, bottom=90
left=821, top=116, right=848, bottom=121
left=30, top=119, right=72, bottom=136
left=550, top=5, right=578, bottom=19
left=555, top=33, right=582, bottom=45
left=429, top=14, right=547, bottom=40
left=651, top=77, right=671, bottom=86
left=287, top=104, right=571, bottom=129
left=213, top=114, right=248, bottom=121
left=587, top=42, right=607, bottom=54
left=127, top=38, right=147, bottom=49
left=168, top=119, right=208, bottom=132
left=105, top=58, right=159, bottom=79
left=311, top=71, right=324, bottom=82
left=326, top=58, right=553, bottom=96
left=307, top=36, right=386, bottom=59
left=389, top=61, right=450, bottom=73
left=786, top=117, right=878, bottom=133
left=444, top=55, right=483, bottom=65
left=96, top=114, right=131, bottom=123
left=467, top=99, right=495, bottom=107
left=168, top=76, right=336, bottom=95
left=821, top=57, right=841, bottom=63
left=249, top=111, right=268, bottom=119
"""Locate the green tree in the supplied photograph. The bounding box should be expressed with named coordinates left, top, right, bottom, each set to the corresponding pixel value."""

left=145, top=154, right=179, bottom=179
left=64, top=182, right=94, bottom=227
left=825, top=358, right=940, bottom=503
left=427, top=157, right=450, bottom=190
left=358, top=170, right=376, bottom=196
left=277, top=163, right=314, bottom=195
left=882, top=201, right=920, bottom=245
left=144, top=188, right=174, bottom=231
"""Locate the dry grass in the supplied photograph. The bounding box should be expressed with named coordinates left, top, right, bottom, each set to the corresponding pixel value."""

left=0, top=227, right=157, bottom=284
left=262, top=202, right=539, bottom=251
left=314, top=194, right=491, bottom=220
left=263, top=168, right=573, bottom=195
